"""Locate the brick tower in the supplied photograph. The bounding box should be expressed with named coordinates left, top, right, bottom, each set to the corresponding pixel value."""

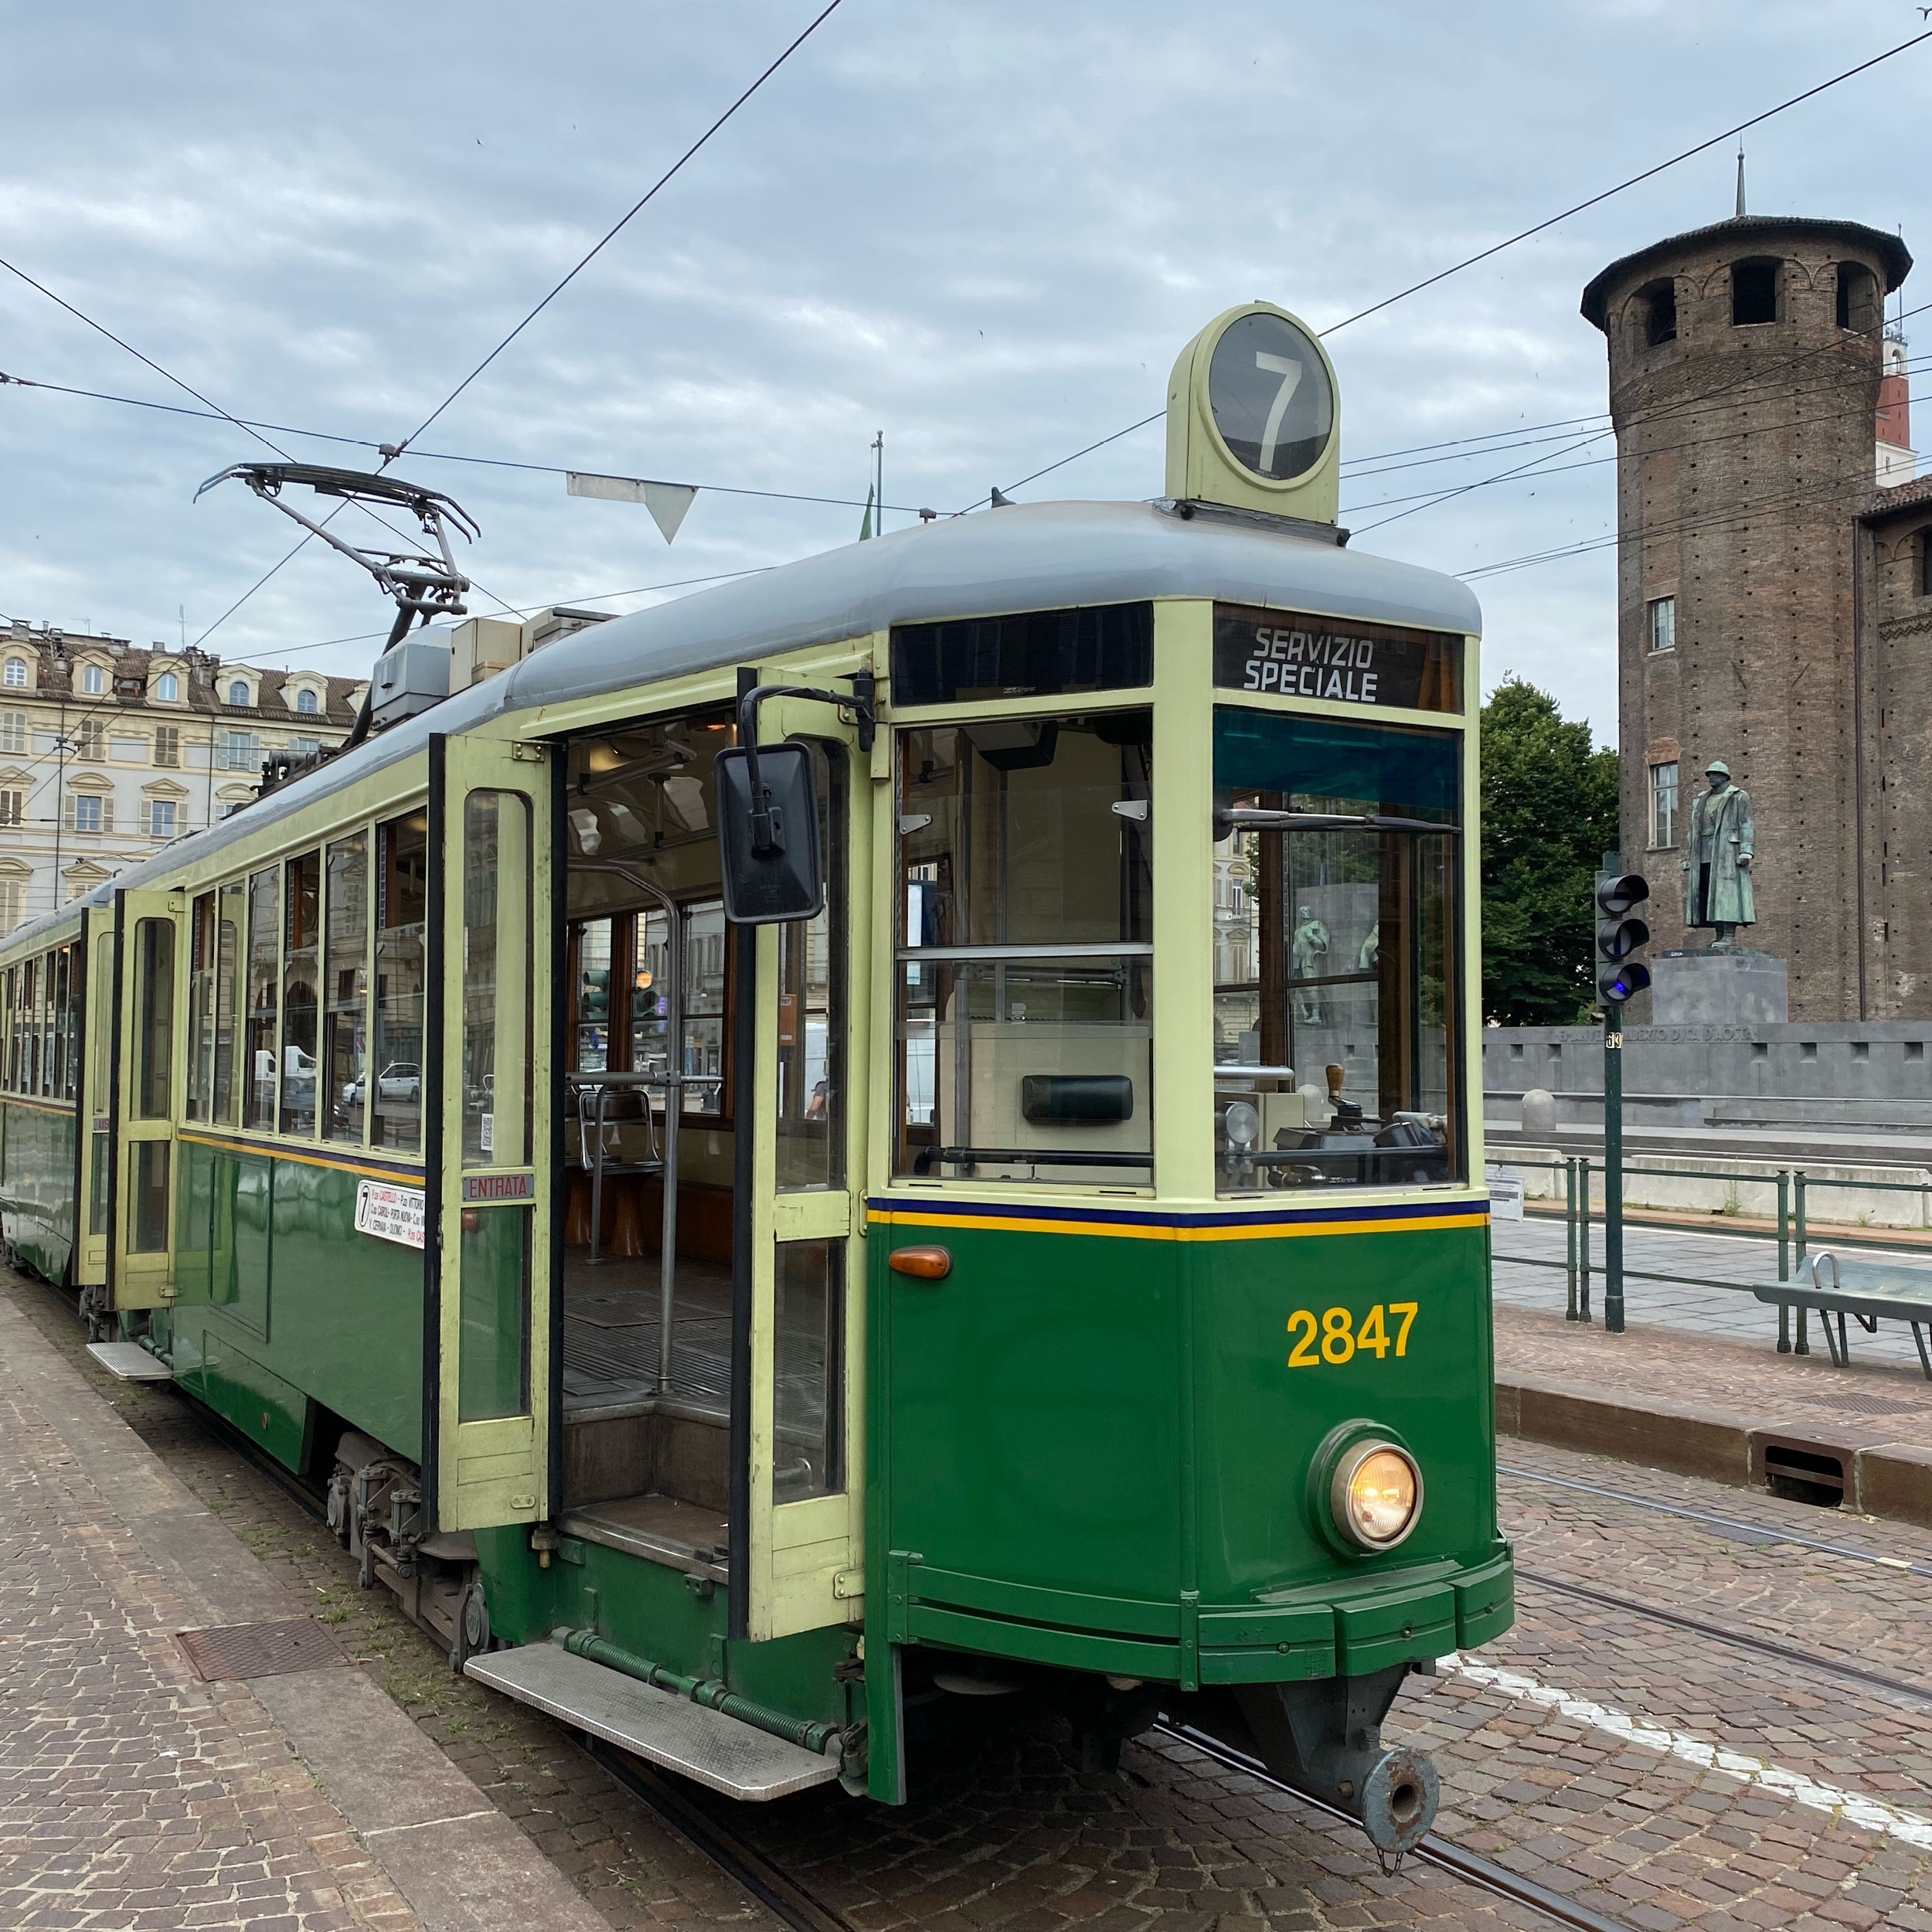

left=1582, top=211, right=1910, bottom=1020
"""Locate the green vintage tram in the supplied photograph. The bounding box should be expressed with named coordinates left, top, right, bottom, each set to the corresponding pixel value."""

left=0, top=304, right=1509, bottom=1852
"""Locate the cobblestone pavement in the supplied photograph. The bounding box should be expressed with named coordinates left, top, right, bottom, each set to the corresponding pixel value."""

left=1493, top=1298, right=1932, bottom=1450
left=640, top=1441, right=1932, bottom=1932
left=0, top=1305, right=424, bottom=1931
left=12, top=1264, right=1932, bottom=1932
left=1491, top=1214, right=1927, bottom=1369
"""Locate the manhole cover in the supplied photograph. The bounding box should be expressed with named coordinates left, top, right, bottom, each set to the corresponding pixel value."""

left=1796, top=1390, right=1927, bottom=1419
left=177, top=1617, right=346, bottom=1682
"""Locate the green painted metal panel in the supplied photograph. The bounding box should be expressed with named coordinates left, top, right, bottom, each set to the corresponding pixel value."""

left=0, top=1100, right=77, bottom=1282
left=906, top=1561, right=1182, bottom=1638
left=175, top=1322, right=312, bottom=1472
left=908, top=1602, right=1178, bottom=1678
left=879, top=1223, right=1183, bottom=1604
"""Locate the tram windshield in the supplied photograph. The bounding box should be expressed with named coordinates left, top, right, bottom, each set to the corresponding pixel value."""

left=895, top=711, right=1152, bottom=1183
left=1211, top=708, right=1461, bottom=1194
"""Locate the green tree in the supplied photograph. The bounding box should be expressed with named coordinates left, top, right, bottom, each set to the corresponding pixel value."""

left=1480, top=678, right=1620, bottom=1025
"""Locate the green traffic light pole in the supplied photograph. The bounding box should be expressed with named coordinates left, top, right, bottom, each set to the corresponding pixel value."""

left=1594, top=865, right=1649, bottom=1338
left=1602, top=1004, right=1624, bottom=1333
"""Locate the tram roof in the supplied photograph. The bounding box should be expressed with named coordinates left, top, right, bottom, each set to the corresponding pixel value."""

left=9, top=499, right=1481, bottom=951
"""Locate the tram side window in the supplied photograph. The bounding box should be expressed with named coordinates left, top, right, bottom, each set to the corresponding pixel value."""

left=216, top=882, right=243, bottom=1124
left=281, top=851, right=321, bottom=1137
left=2, top=964, right=13, bottom=1090
left=23, top=957, right=40, bottom=1096
left=895, top=710, right=1153, bottom=1184
left=573, top=919, right=613, bottom=1072
left=244, top=868, right=279, bottom=1131
left=775, top=740, right=845, bottom=1192
left=623, top=901, right=730, bottom=1120
left=461, top=791, right=532, bottom=1167
left=773, top=1239, right=843, bottom=1502
left=189, top=895, right=216, bottom=1121
left=373, top=811, right=428, bottom=1151
left=325, top=832, right=369, bottom=1147
left=1211, top=708, right=1463, bottom=1195
left=52, top=945, right=73, bottom=1101
left=133, top=919, right=176, bottom=1121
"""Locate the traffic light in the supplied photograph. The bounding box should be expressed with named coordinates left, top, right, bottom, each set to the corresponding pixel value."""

left=1595, top=873, right=1651, bottom=1005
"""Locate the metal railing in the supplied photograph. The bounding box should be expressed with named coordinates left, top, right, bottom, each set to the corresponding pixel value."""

left=1493, top=1157, right=1932, bottom=1355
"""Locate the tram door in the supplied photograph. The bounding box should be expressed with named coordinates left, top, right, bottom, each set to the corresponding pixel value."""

left=75, top=906, right=112, bottom=1290
left=741, top=701, right=868, bottom=1643
left=111, top=889, right=187, bottom=1309
left=427, top=734, right=558, bottom=1532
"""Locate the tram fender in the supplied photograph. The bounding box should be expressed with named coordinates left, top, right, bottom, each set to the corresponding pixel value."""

left=1234, top=1665, right=1437, bottom=1854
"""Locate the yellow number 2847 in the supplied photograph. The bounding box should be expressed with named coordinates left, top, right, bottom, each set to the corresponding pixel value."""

left=1286, top=1302, right=1417, bottom=1368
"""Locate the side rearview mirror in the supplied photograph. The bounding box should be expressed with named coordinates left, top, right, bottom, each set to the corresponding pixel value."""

left=715, top=740, right=825, bottom=924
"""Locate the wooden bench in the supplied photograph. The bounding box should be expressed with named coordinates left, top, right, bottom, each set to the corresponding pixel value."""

left=1752, top=1251, right=1932, bottom=1380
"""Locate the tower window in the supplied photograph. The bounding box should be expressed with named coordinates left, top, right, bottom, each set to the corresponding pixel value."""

left=1647, top=595, right=1676, bottom=652
left=1837, top=262, right=1877, bottom=332
left=1650, top=762, right=1680, bottom=849
left=1732, top=259, right=1780, bottom=326
left=1639, top=279, right=1676, bottom=346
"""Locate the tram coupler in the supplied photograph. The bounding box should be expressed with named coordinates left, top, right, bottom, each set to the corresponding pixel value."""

left=1235, top=1665, right=1439, bottom=1854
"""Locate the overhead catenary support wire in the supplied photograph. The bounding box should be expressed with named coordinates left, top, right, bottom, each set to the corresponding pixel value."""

left=385, top=0, right=847, bottom=464
left=969, top=27, right=1932, bottom=512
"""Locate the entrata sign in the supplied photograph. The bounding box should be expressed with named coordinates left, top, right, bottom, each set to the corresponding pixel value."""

left=461, top=1171, right=537, bottom=1203
left=1213, top=605, right=1461, bottom=713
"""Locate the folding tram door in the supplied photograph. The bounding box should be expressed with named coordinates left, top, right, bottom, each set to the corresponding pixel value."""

left=734, top=693, right=869, bottom=1645
left=76, top=906, right=113, bottom=1295
left=110, top=889, right=186, bottom=1311
left=426, top=733, right=558, bottom=1533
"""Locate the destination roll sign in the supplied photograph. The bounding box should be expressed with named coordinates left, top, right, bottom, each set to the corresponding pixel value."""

left=1213, top=604, right=1461, bottom=713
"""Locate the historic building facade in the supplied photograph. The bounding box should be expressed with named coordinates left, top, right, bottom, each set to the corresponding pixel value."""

left=1583, top=212, right=1920, bottom=1020
left=0, top=620, right=362, bottom=934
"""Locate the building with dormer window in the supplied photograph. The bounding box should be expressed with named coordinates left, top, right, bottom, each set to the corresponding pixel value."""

left=0, top=618, right=366, bottom=932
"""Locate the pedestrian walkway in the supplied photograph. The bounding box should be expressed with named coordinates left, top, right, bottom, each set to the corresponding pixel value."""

left=1492, top=1209, right=1927, bottom=1369
left=0, top=1289, right=611, bottom=1932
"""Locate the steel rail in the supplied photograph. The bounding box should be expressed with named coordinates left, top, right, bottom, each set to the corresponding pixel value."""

left=1151, top=1719, right=1634, bottom=1932
left=1516, top=1569, right=1932, bottom=1709
left=586, top=1741, right=852, bottom=1932
left=1498, top=1463, right=1932, bottom=1579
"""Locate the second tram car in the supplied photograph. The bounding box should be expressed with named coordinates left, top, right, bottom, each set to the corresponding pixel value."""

left=0, top=303, right=1509, bottom=1852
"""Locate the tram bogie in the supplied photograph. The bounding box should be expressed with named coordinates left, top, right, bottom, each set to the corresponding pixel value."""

left=0, top=301, right=1510, bottom=1851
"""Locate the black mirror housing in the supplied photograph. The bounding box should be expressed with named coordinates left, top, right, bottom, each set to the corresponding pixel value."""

left=716, top=741, right=825, bottom=924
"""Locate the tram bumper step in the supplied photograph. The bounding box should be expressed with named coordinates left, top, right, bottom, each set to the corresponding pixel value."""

left=465, top=1643, right=839, bottom=1801
left=87, top=1342, right=174, bottom=1381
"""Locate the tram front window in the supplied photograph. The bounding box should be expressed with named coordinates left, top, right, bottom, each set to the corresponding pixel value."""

left=1211, top=708, right=1461, bottom=1194
left=895, top=710, right=1152, bottom=1183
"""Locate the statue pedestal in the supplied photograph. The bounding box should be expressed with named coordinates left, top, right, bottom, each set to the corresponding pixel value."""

left=1650, top=949, right=1788, bottom=1026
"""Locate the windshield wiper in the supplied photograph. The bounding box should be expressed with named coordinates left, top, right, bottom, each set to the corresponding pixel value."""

left=1213, top=808, right=1458, bottom=837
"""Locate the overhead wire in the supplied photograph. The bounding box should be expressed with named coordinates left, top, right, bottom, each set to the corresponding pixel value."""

left=386, top=0, right=846, bottom=463
left=172, top=0, right=849, bottom=649
left=0, top=373, right=926, bottom=513
left=968, top=26, right=1932, bottom=512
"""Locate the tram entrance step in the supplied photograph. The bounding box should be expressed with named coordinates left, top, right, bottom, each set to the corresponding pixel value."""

left=87, top=1342, right=174, bottom=1382
left=465, top=1642, right=838, bottom=1801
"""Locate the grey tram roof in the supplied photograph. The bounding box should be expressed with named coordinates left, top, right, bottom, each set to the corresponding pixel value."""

left=1581, top=214, right=1913, bottom=328
left=8, top=498, right=1481, bottom=954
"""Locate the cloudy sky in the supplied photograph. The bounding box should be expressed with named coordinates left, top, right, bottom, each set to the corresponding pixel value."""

left=2, top=0, right=1927, bottom=743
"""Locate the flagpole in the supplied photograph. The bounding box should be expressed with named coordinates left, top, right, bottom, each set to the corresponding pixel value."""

left=872, top=430, right=884, bottom=538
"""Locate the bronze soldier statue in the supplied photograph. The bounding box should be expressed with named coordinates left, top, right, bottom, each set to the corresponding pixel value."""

left=1681, top=759, right=1754, bottom=948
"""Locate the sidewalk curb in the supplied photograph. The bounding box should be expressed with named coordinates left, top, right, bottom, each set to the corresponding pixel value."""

left=1498, top=1369, right=1932, bottom=1530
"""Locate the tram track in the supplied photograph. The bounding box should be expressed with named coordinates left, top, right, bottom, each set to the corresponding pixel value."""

left=1150, top=1719, right=1633, bottom=1932
left=1516, top=1568, right=1932, bottom=1709
left=1499, top=1462, right=1932, bottom=1578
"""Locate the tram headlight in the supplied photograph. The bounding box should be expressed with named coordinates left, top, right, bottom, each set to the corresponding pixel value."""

left=1330, top=1439, right=1422, bottom=1551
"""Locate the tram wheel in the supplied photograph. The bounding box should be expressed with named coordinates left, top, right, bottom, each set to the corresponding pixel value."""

left=451, top=1577, right=491, bottom=1672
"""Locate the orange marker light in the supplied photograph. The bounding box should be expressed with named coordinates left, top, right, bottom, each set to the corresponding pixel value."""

left=888, top=1245, right=952, bottom=1281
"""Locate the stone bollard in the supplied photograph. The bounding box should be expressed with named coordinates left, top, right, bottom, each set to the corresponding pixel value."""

left=1521, top=1087, right=1556, bottom=1138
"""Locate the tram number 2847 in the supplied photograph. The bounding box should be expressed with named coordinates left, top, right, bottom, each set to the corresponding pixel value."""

left=1286, top=1303, right=1418, bottom=1369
